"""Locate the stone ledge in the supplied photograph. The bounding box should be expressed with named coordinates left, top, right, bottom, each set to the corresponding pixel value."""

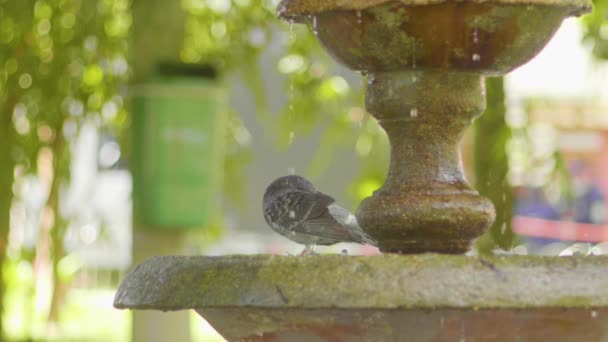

left=114, top=254, right=608, bottom=311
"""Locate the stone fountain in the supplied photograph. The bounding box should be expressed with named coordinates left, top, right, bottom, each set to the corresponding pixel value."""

left=115, top=0, right=607, bottom=340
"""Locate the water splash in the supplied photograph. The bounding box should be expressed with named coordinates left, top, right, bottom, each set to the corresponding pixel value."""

left=559, top=243, right=592, bottom=256
left=287, top=167, right=296, bottom=175
left=511, top=245, right=528, bottom=255
left=410, top=108, right=418, bottom=118
left=591, top=242, right=608, bottom=255
left=289, top=210, right=295, bottom=218
left=472, top=54, right=481, bottom=62
left=591, top=310, right=598, bottom=318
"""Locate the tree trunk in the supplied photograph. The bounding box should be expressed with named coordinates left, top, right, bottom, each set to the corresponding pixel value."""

left=47, top=128, right=68, bottom=323
left=473, top=77, right=515, bottom=253
left=0, top=95, right=17, bottom=339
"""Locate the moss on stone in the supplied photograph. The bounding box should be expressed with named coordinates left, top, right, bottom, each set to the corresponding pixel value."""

left=278, top=0, right=590, bottom=22
left=114, top=254, right=608, bottom=312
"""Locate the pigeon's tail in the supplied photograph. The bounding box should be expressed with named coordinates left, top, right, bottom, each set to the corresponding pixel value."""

left=349, top=222, right=378, bottom=247
left=328, top=204, right=378, bottom=247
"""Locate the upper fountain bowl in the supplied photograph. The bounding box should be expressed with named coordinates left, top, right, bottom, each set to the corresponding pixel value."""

left=278, top=0, right=591, bottom=75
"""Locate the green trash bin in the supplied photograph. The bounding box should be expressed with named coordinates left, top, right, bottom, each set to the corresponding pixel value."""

left=131, top=64, right=225, bottom=229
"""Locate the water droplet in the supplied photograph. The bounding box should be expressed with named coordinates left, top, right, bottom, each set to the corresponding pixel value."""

left=288, top=167, right=296, bottom=175
left=591, top=310, right=598, bottom=318
left=411, top=74, right=417, bottom=83
left=288, top=131, right=295, bottom=144
left=367, top=74, right=375, bottom=85
left=290, top=19, right=294, bottom=34
left=356, top=11, right=362, bottom=24
left=289, top=82, right=294, bottom=113
left=312, top=16, right=318, bottom=35
left=473, top=28, right=479, bottom=44
left=410, top=108, right=418, bottom=118
left=500, top=223, right=507, bottom=234
left=289, top=211, right=295, bottom=218
left=472, top=54, right=481, bottom=62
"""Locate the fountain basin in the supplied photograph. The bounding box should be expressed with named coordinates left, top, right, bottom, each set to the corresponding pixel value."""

left=114, top=255, right=608, bottom=340
left=279, top=1, right=591, bottom=74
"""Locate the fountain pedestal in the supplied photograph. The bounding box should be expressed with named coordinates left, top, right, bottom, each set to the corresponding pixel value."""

left=359, top=71, right=494, bottom=253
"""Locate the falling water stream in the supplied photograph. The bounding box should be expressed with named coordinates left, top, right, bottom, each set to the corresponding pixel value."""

left=472, top=28, right=481, bottom=62
left=411, top=41, right=418, bottom=118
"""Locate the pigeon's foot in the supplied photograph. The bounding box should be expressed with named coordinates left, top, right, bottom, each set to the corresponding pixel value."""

left=299, top=244, right=318, bottom=256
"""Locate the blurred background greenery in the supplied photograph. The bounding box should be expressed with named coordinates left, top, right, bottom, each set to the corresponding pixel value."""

left=0, top=0, right=607, bottom=341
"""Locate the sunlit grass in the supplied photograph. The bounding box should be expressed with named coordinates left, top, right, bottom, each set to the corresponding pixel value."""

left=5, top=288, right=129, bottom=342
left=5, top=286, right=225, bottom=342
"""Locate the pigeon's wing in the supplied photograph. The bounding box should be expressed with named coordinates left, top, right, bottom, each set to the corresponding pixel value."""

left=263, top=190, right=335, bottom=231
left=264, top=190, right=373, bottom=244
left=287, top=193, right=364, bottom=243
left=298, top=213, right=364, bottom=243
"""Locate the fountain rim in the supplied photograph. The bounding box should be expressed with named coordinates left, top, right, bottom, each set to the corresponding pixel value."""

left=114, top=254, right=608, bottom=312
left=277, top=0, right=592, bottom=22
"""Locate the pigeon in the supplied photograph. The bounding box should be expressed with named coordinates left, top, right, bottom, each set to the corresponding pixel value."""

left=263, top=175, right=377, bottom=255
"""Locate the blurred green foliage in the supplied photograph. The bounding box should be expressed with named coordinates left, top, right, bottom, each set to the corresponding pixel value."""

left=181, top=0, right=274, bottom=114
left=0, top=0, right=389, bottom=337
left=1, top=0, right=129, bottom=156
left=582, top=0, right=608, bottom=59
left=474, top=77, right=515, bottom=254
left=1, top=0, right=130, bottom=338
left=181, top=0, right=388, bottom=207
